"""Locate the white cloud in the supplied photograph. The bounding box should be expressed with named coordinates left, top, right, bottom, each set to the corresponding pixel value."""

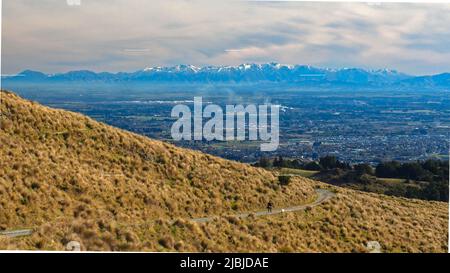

left=2, top=0, right=450, bottom=75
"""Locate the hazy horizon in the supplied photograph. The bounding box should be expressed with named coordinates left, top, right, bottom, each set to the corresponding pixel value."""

left=2, top=1, right=450, bottom=75
left=8, top=62, right=450, bottom=77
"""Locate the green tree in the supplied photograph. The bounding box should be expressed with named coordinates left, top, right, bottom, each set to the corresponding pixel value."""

left=319, top=155, right=338, bottom=170
left=304, top=161, right=322, bottom=171
left=354, top=163, right=374, bottom=175
left=258, top=157, right=271, bottom=168
left=375, top=161, right=401, bottom=178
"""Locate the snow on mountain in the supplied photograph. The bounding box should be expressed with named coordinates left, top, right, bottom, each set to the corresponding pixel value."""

left=3, top=63, right=447, bottom=87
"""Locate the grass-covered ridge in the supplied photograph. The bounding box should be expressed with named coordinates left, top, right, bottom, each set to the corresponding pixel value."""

left=0, top=90, right=447, bottom=252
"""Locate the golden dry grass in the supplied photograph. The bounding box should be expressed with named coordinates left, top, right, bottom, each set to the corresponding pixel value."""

left=0, top=90, right=447, bottom=252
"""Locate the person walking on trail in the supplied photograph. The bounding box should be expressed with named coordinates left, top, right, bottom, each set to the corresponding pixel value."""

left=267, top=201, right=273, bottom=213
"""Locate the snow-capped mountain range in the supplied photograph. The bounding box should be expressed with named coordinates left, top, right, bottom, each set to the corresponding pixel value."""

left=3, top=63, right=449, bottom=87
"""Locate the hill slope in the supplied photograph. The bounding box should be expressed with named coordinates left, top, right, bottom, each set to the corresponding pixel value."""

left=0, top=90, right=447, bottom=252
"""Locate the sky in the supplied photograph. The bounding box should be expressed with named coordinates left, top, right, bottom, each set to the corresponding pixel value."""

left=2, top=0, right=450, bottom=75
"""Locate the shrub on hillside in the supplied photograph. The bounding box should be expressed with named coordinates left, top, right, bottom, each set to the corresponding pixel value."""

left=278, top=175, right=291, bottom=186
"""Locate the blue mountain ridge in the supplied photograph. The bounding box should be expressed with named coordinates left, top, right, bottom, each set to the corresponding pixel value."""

left=3, top=63, right=449, bottom=87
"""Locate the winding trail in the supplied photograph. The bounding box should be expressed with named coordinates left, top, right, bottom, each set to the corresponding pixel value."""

left=0, top=229, right=33, bottom=238
left=191, top=189, right=335, bottom=223
left=0, top=189, right=335, bottom=237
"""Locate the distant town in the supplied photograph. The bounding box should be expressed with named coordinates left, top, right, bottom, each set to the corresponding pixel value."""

left=4, top=82, right=449, bottom=165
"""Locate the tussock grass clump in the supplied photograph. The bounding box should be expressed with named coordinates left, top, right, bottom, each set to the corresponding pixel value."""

left=0, top=90, right=315, bottom=250
left=0, top=91, right=447, bottom=252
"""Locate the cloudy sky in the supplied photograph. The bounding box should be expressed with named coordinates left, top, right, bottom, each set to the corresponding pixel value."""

left=2, top=0, right=450, bottom=75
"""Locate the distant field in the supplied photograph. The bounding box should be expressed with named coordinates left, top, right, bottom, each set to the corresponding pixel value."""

left=376, top=177, right=426, bottom=189
left=377, top=177, right=406, bottom=184
left=279, top=168, right=319, bottom=178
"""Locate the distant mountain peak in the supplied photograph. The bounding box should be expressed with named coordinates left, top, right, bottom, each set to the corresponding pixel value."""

left=3, top=63, right=448, bottom=87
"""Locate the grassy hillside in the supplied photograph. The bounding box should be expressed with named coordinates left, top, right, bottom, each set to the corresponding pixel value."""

left=0, top=90, right=447, bottom=252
